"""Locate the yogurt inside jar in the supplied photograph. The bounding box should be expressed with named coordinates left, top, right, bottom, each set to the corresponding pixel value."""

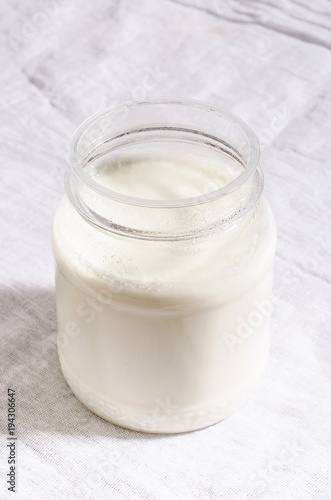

left=52, top=99, right=276, bottom=433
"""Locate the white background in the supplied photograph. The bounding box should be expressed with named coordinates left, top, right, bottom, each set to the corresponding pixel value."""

left=0, top=0, right=330, bottom=498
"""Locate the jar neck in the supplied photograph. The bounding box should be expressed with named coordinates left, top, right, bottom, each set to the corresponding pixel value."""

left=65, top=99, right=263, bottom=241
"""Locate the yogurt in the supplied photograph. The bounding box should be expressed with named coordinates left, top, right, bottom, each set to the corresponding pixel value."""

left=53, top=152, right=276, bottom=433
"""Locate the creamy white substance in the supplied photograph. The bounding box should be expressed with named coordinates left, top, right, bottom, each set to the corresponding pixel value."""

left=53, top=154, right=276, bottom=432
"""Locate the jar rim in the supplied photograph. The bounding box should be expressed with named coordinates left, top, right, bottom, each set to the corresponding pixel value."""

left=68, top=97, right=260, bottom=209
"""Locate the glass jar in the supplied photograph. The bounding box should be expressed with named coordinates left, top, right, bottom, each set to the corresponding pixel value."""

left=52, top=98, right=276, bottom=433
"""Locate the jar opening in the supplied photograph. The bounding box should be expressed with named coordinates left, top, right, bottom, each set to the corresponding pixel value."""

left=69, top=98, right=260, bottom=208
left=66, top=98, right=263, bottom=240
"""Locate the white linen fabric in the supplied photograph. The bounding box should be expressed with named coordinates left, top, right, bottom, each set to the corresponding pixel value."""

left=0, top=0, right=330, bottom=498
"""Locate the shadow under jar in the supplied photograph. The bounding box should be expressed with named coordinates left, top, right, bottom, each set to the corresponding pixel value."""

left=52, top=98, right=276, bottom=433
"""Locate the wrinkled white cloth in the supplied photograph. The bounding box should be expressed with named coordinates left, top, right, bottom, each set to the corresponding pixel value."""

left=0, top=0, right=330, bottom=498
